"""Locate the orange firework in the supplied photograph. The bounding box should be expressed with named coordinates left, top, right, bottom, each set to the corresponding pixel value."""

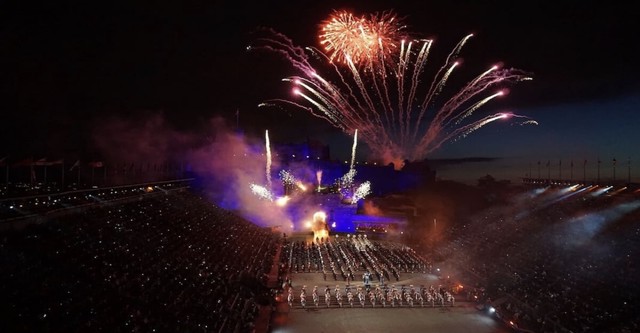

left=319, top=10, right=405, bottom=65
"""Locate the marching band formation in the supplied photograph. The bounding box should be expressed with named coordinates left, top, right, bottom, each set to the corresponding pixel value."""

left=280, top=234, right=454, bottom=311
left=285, top=234, right=429, bottom=285
left=286, top=283, right=455, bottom=309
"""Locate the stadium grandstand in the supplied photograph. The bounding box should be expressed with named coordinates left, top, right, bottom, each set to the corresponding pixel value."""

left=1, top=154, right=640, bottom=332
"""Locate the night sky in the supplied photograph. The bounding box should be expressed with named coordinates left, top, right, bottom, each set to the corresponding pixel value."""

left=1, top=1, right=639, bottom=183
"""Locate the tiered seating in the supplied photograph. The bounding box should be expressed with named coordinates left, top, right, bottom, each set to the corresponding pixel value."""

left=434, top=186, right=640, bottom=333
left=0, top=190, right=279, bottom=333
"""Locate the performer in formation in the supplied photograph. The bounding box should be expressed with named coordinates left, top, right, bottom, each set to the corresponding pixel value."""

left=285, top=283, right=456, bottom=309
left=312, top=286, right=319, bottom=307
left=287, top=287, right=294, bottom=307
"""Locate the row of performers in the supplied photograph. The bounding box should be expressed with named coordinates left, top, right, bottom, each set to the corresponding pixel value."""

left=287, top=284, right=455, bottom=308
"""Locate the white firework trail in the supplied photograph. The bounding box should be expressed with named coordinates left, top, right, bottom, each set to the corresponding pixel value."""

left=265, top=130, right=272, bottom=189
left=350, top=129, right=358, bottom=170
left=316, top=170, right=323, bottom=192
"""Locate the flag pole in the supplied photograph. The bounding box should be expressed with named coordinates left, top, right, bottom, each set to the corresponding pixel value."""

left=30, top=161, right=35, bottom=186
left=570, top=160, right=573, bottom=182
left=61, top=160, right=65, bottom=191
left=558, top=160, right=561, bottom=180
left=629, top=157, right=632, bottom=184
left=547, top=160, right=550, bottom=183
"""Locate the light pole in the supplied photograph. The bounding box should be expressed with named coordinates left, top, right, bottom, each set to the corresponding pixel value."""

left=559, top=160, right=562, bottom=180
left=570, top=160, right=573, bottom=182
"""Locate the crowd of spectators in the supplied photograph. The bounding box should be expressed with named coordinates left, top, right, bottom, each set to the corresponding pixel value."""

left=0, top=180, right=191, bottom=221
left=434, top=185, right=640, bottom=333
left=5, top=179, right=638, bottom=333
left=0, top=189, right=279, bottom=333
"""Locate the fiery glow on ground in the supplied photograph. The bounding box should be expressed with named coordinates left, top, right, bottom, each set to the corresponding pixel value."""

left=311, top=210, right=329, bottom=240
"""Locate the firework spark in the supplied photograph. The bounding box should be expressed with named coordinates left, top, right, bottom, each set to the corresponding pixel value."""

left=336, top=168, right=356, bottom=191
left=316, top=170, right=323, bottom=192
left=280, top=169, right=296, bottom=186
left=280, top=170, right=307, bottom=192
left=350, top=129, right=358, bottom=169
left=265, top=130, right=272, bottom=189
left=250, top=183, right=274, bottom=201
left=254, top=10, right=534, bottom=167
left=352, top=181, right=372, bottom=204
left=320, top=10, right=406, bottom=65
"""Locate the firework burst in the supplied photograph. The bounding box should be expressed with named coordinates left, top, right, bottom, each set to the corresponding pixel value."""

left=279, top=170, right=297, bottom=186
left=250, top=183, right=274, bottom=201
left=352, top=181, right=372, bottom=204
left=320, top=10, right=406, bottom=65
left=254, top=10, right=534, bottom=167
